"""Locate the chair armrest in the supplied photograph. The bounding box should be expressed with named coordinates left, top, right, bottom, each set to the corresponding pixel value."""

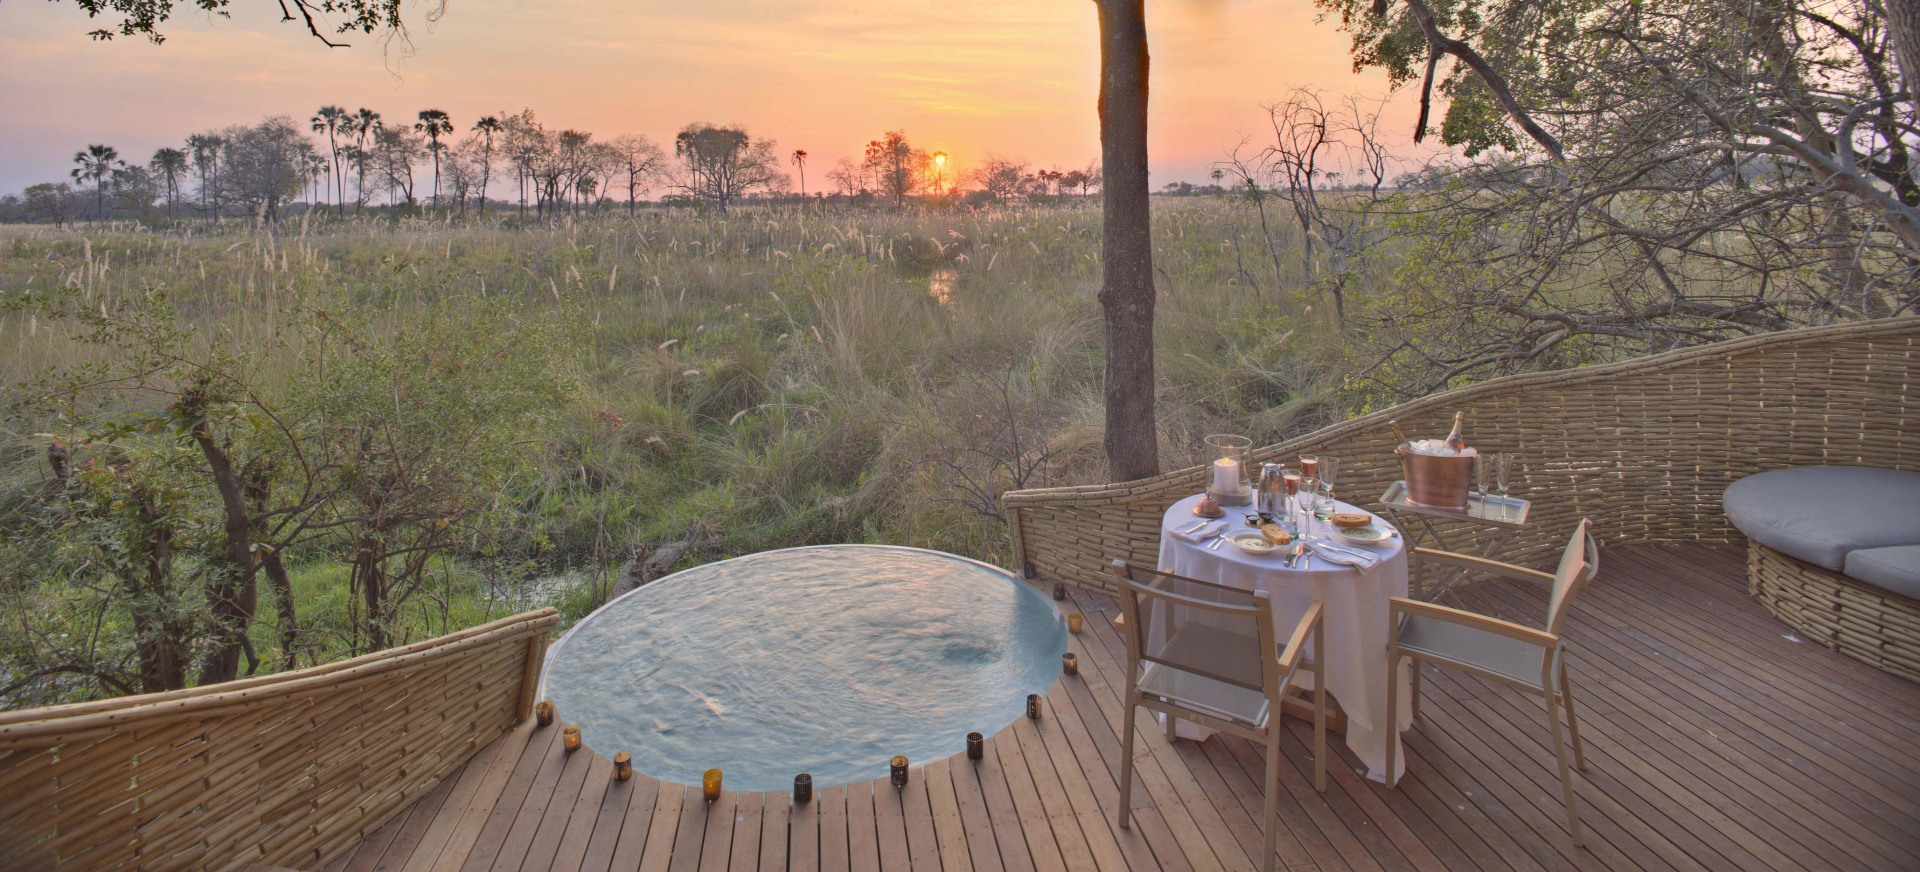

left=1412, top=547, right=1557, bottom=585
left=1277, top=601, right=1324, bottom=672
left=1391, top=597, right=1558, bottom=647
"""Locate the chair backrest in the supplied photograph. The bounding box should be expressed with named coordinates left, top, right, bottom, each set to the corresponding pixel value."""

left=1109, top=560, right=1278, bottom=698
left=1545, top=519, right=1598, bottom=636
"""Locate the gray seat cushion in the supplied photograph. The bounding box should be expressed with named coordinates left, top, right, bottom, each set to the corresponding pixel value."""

left=1723, top=467, right=1920, bottom=571
left=1844, top=546, right=1920, bottom=602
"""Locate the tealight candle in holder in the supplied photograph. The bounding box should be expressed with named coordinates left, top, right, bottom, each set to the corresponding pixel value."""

left=966, top=732, right=984, bottom=760
left=793, top=773, right=813, bottom=804
left=703, top=768, right=723, bottom=802
left=614, top=752, right=632, bottom=782
left=535, top=700, right=556, bottom=727
left=1206, top=434, right=1254, bottom=507
left=1067, top=613, right=1083, bottom=634
left=1052, top=582, right=1067, bottom=601
left=890, top=756, right=910, bottom=787
left=1062, top=653, right=1078, bottom=675
left=562, top=725, right=581, bottom=753
left=1026, top=693, right=1042, bottom=720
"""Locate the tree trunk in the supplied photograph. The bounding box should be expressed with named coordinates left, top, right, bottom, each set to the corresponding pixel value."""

left=1094, top=0, right=1160, bottom=482
left=1892, top=0, right=1920, bottom=129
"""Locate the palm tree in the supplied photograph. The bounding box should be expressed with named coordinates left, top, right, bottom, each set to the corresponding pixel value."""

left=416, top=109, right=453, bottom=209
left=149, top=147, right=188, bottom=218
left=311, top=105, right=348, bottom=211
left=186, top=134, right=224, bottom=218
left=351, top=108, right=382, bottom=211
left=71, top=144, right=121, bottom=220
left=791, top=149, right=809, bottom=197
left=471, top=115, right=502, bottom=212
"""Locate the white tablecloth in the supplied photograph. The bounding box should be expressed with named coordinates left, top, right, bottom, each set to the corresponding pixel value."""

left=1156, top=493, right=1412, bottom=783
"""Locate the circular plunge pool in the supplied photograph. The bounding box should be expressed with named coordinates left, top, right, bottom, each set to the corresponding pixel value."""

left=539, top=545, right=1068, bottom=791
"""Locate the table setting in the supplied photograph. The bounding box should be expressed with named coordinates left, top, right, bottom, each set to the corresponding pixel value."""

left=1155, top=439, right=1414, bottom=783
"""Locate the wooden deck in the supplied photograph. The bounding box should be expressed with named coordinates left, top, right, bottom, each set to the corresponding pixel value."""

left=328, top=544, right=1920, bottom=872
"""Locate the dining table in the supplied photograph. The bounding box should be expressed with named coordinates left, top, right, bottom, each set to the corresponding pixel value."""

left=1156, top=492, right=1414, bottom=783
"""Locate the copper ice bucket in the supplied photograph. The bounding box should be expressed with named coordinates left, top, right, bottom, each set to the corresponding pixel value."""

left=1397, top=445, right=1473, bottom=509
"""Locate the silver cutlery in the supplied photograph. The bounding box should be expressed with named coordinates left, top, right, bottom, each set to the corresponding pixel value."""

left=1179, top=519, right=1211, bottom=534
left=1206, top=533, right=1228, bottom=551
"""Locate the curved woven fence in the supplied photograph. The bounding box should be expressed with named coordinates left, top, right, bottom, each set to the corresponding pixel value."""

left=0, top=608, right=559, bottom=871
left=1005, top=317, right=1920, bottom=594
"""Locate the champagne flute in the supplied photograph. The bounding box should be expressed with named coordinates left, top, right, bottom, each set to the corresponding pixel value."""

left=1495, top=453, right=1513, bottom=519
left=1476, top=452, right=1490, bottom=501
left=1319, top=457, right=1340, bottom=507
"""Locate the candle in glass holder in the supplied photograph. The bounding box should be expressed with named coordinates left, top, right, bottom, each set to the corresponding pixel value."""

left=1067, top=612, right=1083, bottom=634
left=614, top=752, right=632, bottom=782
left=1211, top=457, right=1240, bottom=495
left=535, top=700, right=556, bottom=728
left=966, top=732, right=985, bottom=760
left=703, top=768, right=723, bottom=802
left=1026, top=693, right=1042, bottom=720
left=562, top=725, right=581, bottom=753
left=793, top=773, right=813, bottom=804
left=1052, top=582, right=1066, bottom=601
left=1062, top=653, right=1078, bottom=675
left=890, top=756, right=910, bottom=787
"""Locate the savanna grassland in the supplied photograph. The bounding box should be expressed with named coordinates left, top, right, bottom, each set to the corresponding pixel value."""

left=0, top=199, right=1368, bottom=704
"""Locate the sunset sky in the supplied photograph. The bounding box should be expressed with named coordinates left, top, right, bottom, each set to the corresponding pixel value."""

left=1, top=0, right=1429, bottom=197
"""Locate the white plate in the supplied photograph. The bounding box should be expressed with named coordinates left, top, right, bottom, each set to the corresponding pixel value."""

left=1334, top=525, right=1392, bottom=546
left=1229, top=533, right=1283, bottom=555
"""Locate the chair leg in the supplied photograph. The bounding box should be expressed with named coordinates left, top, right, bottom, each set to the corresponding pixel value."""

left=1118, top=699, right=1137, bottom=831
left=1163, top=713, right=1178, bottom=742
left=1261, top=724, right=1282, bottom=872
left=1384, top=651, right=1401, bottom=788
left=1410, top=662, right=1422, bottom=722
left=1546, top=694, right=1585, bottom=847
left=1559, top=659, right=1587, bottom=771
left=1313, top=672, right=1327, bottom=792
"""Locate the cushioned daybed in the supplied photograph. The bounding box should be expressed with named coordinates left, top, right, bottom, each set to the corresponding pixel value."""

left=1726, top=466, right=1920, bottom=681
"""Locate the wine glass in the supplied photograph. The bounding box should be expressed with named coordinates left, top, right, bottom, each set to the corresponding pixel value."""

left=1476, top=452, right=1490, bottom=501
left=1299, top=454, right=1320, bottom=481
left=1279, top=467, right=1302, bottom=532
left=1495, top=453, right=1513, bottom=518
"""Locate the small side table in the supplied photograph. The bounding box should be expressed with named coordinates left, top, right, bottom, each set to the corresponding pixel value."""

left=1377, top=481, right=1531, bottom=601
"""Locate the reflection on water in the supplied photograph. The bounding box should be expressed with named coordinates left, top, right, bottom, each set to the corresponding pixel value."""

left=540, top=545, right=1066, bottom=791
left=929, top=268, right=957, bottom=307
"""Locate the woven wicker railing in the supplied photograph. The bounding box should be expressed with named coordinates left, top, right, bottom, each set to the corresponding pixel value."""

left=0, top=608, right=560, bottom=871
left=1005, top=317, right=1920, bottom=594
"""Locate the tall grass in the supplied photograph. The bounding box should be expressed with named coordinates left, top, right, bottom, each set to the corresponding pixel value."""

left=0, top=200, right=1353, bottom=622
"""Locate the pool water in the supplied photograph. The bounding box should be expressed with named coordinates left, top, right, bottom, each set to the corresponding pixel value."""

left=539, top=545, right=1068, bottom=791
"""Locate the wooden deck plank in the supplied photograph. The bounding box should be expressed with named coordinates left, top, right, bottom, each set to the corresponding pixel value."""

left=923, top=759, right=977, bottom=872
left=726, top=792, right=762, bottom=872
left=401, top=727, right=527, bottom=872
left=760, top=793, right=792, bottom=871
left=578, top=773, right=654, bottom=872
left=458, top=723, right=565, bottom=872
left=520, top=745, right=598, bottom=871
left=871, top=774, right=915, bottom=871
left=846, top=780, right=882, bottom=872
left=817, top=785, right=849, bottom=872
left=628, top=781, right=686, bottom=872
left=690, top=785, right=734, bottom=872
left=991, top=723, right=1073, bottom=872
left=548, top=754, right=615, bottom=872
left=325, top=545, right=1920, bottom=872
left=897, top=764, right=943, bottom=872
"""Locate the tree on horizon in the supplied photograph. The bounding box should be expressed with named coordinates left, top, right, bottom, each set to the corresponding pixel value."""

left=71, top=144, right=122, bottom=220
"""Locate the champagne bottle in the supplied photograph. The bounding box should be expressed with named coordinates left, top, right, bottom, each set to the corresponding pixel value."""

left=1444, top=412, right=1466, bottom=453
left=1390, top=419, right=1409, bottom=447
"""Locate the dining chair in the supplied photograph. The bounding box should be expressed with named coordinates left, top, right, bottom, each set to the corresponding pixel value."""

left=1384, top=518, right=1598, bottom=847
left=1109, top=560, right=1326, bottom=872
